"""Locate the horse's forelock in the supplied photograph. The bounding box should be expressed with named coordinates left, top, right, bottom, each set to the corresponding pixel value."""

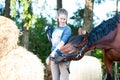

left=68, top=35, right=84, bottom=44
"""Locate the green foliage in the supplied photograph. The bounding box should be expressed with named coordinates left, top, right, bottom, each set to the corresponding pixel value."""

left=70, top=8, right=84, bottom=27
left=11, top=0, right=38, bottom=30
left=91, top=49, right=104, bottom=67
left=10, top=0, right=16, bottom=17
left=68, top=23, right=79, bottom=35
left=118, top=64, right=120, bottom=73
left=20, top=0, right=29, bottom=11
left=19, top=0, right=35, bottom=29
left=28, top=15, right=55, bottom=63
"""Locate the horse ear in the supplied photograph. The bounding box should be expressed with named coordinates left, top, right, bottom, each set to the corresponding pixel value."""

left=79, top=32, right=88, bottom=47
left=83, top=32, right=88, bottom=42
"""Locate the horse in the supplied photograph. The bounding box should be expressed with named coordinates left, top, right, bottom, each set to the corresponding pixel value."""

left=59, top=14, right=120, bottom=80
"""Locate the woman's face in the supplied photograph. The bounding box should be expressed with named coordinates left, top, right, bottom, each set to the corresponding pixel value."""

left=58, top=14, right=67, bottom=26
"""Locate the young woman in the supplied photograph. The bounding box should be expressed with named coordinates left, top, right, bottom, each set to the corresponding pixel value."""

left=46, top=8, right=72, bottom=80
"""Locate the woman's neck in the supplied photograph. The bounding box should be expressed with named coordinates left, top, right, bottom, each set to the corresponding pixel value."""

left=59, top=24, right=67, bottom=27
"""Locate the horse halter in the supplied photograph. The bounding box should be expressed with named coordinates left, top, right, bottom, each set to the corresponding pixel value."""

left=74, top=32, right=89, bottom=59
left=79, top=32, right=88, bottom=51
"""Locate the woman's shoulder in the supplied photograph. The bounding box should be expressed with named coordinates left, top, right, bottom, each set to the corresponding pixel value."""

left=54, top=25, right=71, bottom=31
left=65, top=25, right=70, bottom=28
left=65, top=25, right=71, bottom=30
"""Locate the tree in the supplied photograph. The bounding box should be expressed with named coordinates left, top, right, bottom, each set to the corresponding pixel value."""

left=4, top=0, right=10, bottom=18
left=82, top=0, right=94, bottom=32
left=21, top=1, right=33, bottom=49
left=57, top=0, right=62, bottom=10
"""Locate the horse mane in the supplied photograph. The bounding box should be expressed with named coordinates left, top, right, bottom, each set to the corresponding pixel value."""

left=88, top=14, right=120, bottom=45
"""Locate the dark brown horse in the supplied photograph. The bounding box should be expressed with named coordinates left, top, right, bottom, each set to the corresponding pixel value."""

left=59, top=14, right=120, bottom=80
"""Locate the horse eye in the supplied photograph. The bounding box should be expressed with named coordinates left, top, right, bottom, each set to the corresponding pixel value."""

left=74, top=46, right=79, bottom=49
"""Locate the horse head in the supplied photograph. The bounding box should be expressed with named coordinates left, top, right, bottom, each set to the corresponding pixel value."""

left=60, top=32, right=88, bottom=55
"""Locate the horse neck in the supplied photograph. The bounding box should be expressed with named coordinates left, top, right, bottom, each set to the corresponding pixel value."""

left=89, top=26, right=118, bottom=49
